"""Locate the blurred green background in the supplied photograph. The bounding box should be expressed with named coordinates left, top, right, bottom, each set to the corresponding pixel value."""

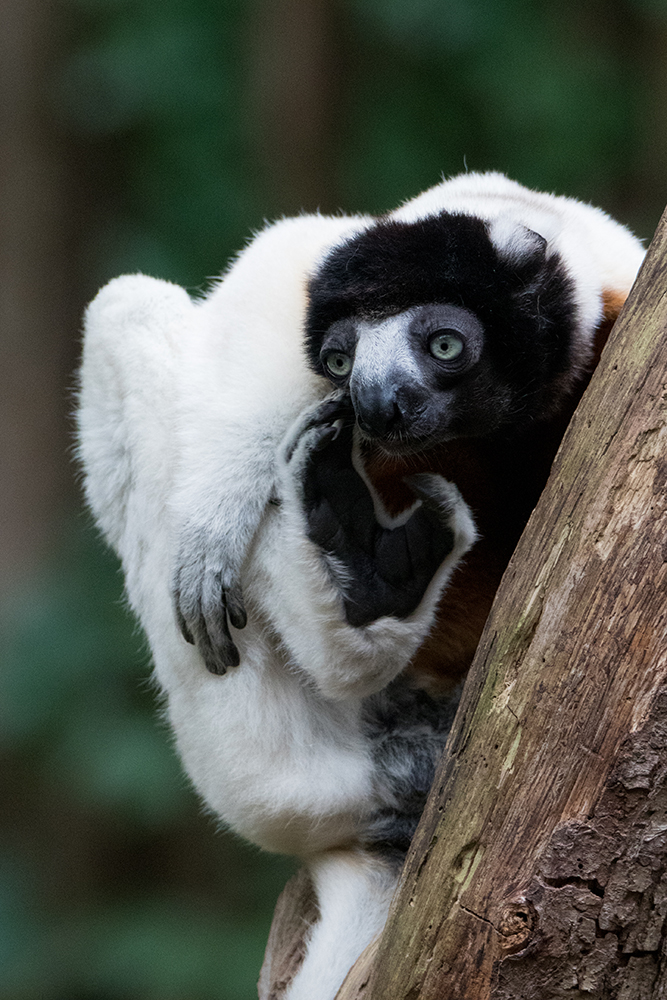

left=2, top=1, right=666, bottom=997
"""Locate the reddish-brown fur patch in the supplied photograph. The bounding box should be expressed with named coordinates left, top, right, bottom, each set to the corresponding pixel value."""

left=594, top=289, right=629, bottom=366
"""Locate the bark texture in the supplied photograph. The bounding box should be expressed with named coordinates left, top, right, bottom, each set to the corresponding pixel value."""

left=494, top=696, right=667, bottom=998
left=258, top=869, right=319, bottom=1000
left=347, top=206, right=667, bottom=998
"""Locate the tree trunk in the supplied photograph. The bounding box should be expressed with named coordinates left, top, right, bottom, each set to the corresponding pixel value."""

left=336, top=205, right=667, bottom=998
left=261, top=205, right=667, bottom=999
left=0, top=0, right=78, bottom=594
left=247, top=0, right=342, bottom=216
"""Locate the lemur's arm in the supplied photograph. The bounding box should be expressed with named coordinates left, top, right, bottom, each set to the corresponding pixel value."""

left=168, top=212, right=373, bottom=673
left=170, top=391, right=285, bottom=674
left=79, top=213, right=375, bottom=674
left=249, top=396, right=477, bottom=700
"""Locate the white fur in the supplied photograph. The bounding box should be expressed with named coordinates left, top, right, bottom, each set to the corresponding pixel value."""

left=285, top=849, right=396, bottom=1000
left=77, top=174, right=644, bottom=1000
left=170, top=213, right=371, bottom=598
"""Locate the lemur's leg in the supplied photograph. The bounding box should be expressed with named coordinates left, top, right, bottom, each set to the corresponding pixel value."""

left=78, top=273, right=272, bottom=675
left=77, top=275, right=208, bottom=679
left=78, top=274, right=190, bottom=586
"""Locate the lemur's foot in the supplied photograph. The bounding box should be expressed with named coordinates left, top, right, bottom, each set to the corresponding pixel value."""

left=173, top=534, right=247, bottom=674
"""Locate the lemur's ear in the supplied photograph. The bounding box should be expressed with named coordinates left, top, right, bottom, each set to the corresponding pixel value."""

left=488, top=217, right=547, bottom=267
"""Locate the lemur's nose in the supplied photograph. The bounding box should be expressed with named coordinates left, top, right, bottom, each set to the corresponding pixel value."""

left=351, top=383, right=403, bottom=437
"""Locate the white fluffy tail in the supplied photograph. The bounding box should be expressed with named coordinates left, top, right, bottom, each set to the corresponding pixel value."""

left=285, top=848, right=397, bottom=1000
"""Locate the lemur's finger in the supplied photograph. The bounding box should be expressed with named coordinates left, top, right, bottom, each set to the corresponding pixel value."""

left=225, top=585, right=247, bottom=631
left=282, top=393, right=353, bottom=462
left=198, top=598, right=241, bottom=671
left=312, top=393, right=354, bottom=427
left=174, top=566, right=198, bottom=644
left=312, top=423, right=342, bottom=452
left=176, top=604, right=195, bottom=645
left=199, top=570, right=243, bottom=671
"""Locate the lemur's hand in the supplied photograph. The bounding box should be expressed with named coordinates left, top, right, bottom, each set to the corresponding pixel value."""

left=282, top=394, right=462, bottom=626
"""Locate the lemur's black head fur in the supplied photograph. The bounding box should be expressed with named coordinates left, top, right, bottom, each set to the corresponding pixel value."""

left=305, top=212, right=578, bottom=453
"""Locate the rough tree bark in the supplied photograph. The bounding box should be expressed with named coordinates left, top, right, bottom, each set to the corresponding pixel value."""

left=261, top=205, right=667, bottom=1000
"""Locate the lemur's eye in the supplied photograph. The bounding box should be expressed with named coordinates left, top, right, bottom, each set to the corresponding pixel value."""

left=428, top=331, right=464, bottom=362
left=324, top=352, right=352, bottom=377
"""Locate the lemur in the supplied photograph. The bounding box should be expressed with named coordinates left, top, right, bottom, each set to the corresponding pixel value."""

left=77, top=172, right=644, bottom=999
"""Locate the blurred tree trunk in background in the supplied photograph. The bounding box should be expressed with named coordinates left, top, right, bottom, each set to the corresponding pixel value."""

left=0, top=0, right=77, bottom=596
left=247, top=0, right=344, bottom=215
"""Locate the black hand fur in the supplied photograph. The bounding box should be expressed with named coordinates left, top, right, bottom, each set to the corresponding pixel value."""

left=301, top=404, right=455, bottom=626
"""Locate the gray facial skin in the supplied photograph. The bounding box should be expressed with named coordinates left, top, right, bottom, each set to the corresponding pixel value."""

left=319, top=303, right=509, bottom=453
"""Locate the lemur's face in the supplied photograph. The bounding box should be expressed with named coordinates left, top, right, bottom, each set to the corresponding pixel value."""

left=318, top=303, right=514, bottom=453
left=306, top=212, right=578, bottom=454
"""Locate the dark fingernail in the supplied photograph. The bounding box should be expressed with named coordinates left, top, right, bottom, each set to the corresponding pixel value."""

left=176, top=609, right=195, bottom=644
left=213, top=634, right=241, bottom=669
left=226, top=587, right=247, bottom=630
left=314, top=426, right=338, bottom=451
left=223, top=643, right=241, bottom=668
left=228, top=607, right=247, bottom=630
left=204, top=656, right=227, bottom=676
